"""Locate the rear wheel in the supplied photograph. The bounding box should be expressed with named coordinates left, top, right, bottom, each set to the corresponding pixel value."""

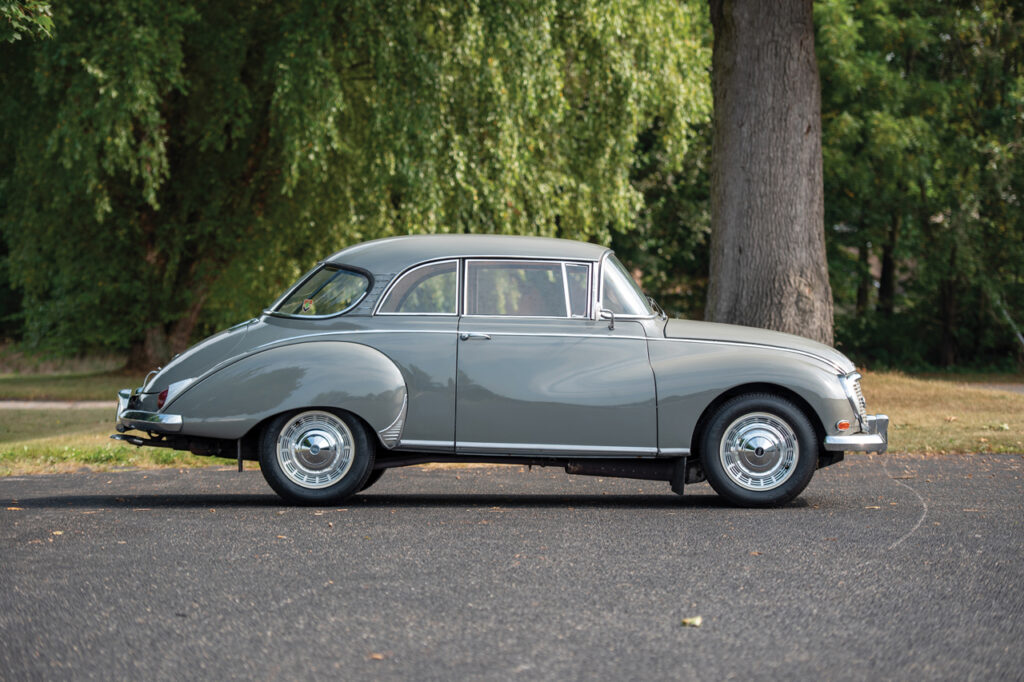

left=700, top=393, right=818, bottom=507
left=259, top=409, right=374, bottom=505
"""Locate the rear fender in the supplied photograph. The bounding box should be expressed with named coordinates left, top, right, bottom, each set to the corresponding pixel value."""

left=166, top=341, right=407, bottom=444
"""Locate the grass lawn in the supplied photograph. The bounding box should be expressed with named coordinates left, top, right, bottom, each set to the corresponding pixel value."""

left=0, top=408, right=235, bottom=475
left=0, top=370, right=1020, bottom=476
left=0, top=370, right=146, bottom=401
left=860, top=371, right=1023, bottom=455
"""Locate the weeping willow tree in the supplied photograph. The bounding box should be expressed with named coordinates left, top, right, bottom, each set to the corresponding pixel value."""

left=0, top=0, right=710, bottom=367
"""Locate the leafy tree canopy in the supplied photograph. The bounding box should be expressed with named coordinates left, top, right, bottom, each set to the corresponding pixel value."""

left=0, top=0, right=711, bottom=366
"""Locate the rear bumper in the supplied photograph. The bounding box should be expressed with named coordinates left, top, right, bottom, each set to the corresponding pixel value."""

left=823, top=414, right=889, bottom=453
left=115, top=388, right=183, bottom=434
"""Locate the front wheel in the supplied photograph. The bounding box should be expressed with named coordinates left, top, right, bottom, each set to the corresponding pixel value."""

left=259, top=409, right=375, bottom=505
left=700, top=393, right=818, bottom=507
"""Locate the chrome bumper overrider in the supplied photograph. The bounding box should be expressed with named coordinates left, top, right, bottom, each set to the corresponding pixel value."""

left=115, top=388, right=183, bottom=434
left=824, top=414, right=889, bottom=453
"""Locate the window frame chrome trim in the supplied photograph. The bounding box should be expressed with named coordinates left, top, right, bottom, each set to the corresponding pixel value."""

left=597, top=252, right=658, bottom=321
left=374, top=258, right=461, bottom=317
left=462, top=258, right=596, bottom=320
left=265, top=263, right=374, bottom=320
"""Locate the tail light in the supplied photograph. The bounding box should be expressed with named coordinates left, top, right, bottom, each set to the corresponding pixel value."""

left=157, top=389, right=168, bottom=409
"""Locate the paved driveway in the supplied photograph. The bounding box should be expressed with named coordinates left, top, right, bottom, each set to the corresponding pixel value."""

left=1, top=453, right=1022, bottom=680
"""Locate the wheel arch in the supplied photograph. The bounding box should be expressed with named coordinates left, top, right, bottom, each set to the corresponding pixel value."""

left=689, top=383, right=826, bottom=461
left=237, top=406, right=380, bottom=461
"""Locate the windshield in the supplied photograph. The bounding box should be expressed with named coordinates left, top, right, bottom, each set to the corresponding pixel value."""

left=601, top=255, right=653, bottom=316
left=273, top=266, right=369, bottom=317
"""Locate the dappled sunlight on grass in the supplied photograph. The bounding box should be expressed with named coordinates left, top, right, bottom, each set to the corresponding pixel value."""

left=860, top=371, right=1024, bottom=454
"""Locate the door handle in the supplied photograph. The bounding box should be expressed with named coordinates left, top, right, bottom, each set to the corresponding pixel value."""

left=459, top=332, right=492, bottom=341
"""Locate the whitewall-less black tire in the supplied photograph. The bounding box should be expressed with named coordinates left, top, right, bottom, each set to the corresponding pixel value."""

left=259, top=409, right=375, bottom=505
left=700, top=393, right=818, bottom=507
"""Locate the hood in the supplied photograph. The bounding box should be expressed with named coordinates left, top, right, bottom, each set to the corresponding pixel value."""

left=663, top=319, right=855, bottom=374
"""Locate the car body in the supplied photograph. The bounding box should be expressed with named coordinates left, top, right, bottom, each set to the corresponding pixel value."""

left=114, top=234, right=888, bottom=506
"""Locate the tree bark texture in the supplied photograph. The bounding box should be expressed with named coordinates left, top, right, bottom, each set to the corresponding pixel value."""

left=706, top=0, right=834, bottom=345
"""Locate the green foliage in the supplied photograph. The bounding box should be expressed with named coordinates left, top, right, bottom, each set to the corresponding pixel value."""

left=1, top=1, right=53, bottom=42
left=3, top=0, right=1021, bottom=371
left=817, top=0, right=1024, bottom=368
left=0, top=0, right=711, bottom=364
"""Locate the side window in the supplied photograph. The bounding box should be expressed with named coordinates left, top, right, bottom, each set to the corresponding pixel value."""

left=565, top=263, right=589, bottom=318
left=601, top=255, right=653, bottom=316
left=466, top=261, right=568, bottom=317
left=378, top=260, right=457, bottom=314
left=275, top=266, right=370, bottom=317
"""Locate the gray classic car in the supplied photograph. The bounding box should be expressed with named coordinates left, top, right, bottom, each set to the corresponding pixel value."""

left=114, top=234, right=887, bottom=506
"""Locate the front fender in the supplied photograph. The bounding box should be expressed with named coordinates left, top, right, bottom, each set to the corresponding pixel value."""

left=166, top=341, right=407, bottom=443
left=649, top=340, right=852, bottom=452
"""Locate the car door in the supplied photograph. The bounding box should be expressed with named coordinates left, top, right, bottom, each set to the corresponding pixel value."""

left=455, top=258, right=657, bottom=457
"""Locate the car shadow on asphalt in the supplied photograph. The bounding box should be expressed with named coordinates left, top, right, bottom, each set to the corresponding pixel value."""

left=4, top=491, right=810, bottom=510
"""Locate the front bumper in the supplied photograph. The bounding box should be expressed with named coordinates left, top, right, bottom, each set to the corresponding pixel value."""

left=823, top=414, right=889, bottom=453
left=115, top=388, right=183, bottom=434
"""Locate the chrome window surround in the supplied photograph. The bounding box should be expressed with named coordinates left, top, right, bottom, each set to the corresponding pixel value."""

left=462, top=258, right=594, bottom=320
left=264, top=263, right=372, bottom=320
left=374, top=259, right=461, bottom=316
left=564, top=262, right=592, bottom=318
left=596, top=252, right=657, bottom=320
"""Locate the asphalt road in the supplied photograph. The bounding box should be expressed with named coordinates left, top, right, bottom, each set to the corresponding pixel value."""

left=2, top=454, right=1022, bottom=680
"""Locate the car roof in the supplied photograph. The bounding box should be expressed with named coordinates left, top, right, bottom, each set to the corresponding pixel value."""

left=324, top=234, right=612, bottom=274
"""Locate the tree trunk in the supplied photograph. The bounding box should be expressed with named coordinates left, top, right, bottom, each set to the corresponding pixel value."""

left=856, top=241, right=871, bottom=316
left=128, top=325, right=172, bottom=372
left=706, top=0, right=833, bottom=345
left=127, top=291, right=210, bottom=372
left=877, top=212, right=900, bottom=316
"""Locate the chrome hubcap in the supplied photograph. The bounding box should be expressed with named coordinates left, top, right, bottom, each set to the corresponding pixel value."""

left=719, top=412, right=799, bottom=491
left=277, top=411, right=354, bottom=489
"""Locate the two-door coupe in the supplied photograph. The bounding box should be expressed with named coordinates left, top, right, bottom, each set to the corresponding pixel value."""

left=114, top=235, right=887, bottom=506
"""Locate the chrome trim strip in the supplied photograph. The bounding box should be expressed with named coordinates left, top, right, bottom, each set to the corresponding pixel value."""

left=118, top=410, right=183, bottom=433
left=396, top=439, right=455, bottom=450
left=648, top=337, right=847, bottom=373
left=374, top=258, right=460, bottom=316
left=457, top=441, right=658, bottom=455
left=246, top=328, right=844, bottom=372
left=658, top=447, right=690, bottom=456
left=377, top=394, right=408, bottom=449
left=560, top=262, right=571, bottom=317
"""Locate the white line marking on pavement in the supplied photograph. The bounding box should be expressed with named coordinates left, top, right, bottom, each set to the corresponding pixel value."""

left=882, top=457, right=928, bottom=550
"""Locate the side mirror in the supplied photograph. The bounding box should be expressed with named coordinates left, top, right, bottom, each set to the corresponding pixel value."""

left=599, top=308, right=615, bottom=330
